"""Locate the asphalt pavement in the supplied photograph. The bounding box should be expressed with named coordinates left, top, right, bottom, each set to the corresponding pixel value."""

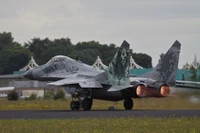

left=0, top=109, right=200, bottom=119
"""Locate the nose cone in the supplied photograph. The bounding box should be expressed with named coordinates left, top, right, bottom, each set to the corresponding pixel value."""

left=23, top=69, right=34, bottom=80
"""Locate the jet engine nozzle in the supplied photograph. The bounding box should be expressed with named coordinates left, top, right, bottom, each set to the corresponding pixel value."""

left=135, top=85, right=170, bottom=98
left=136, top=85, right=157, bottom=97
left=160, top=86, right=170, bottom=97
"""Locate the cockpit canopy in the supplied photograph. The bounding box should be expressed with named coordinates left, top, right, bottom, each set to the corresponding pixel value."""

left=46, top=55, right=71, bottom=64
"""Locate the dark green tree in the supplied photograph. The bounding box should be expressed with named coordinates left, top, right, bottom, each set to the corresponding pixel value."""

left=0, top=31, right=153, bottom=74
left=75, top=41, right=102, bottom=65
left=0, top=45, right=31, bottom=74
left=189, top=66, right=197, bottom=81
left=53, top=38, right=72, bottom=46
left=25, top=37, right=73, bottom=65
left=0, top=32, right=14, bottom=51
left=74, top=41, right=152, bottom=67
left=132, top=53, right=152, bottom=68
left=99, top=43, right=118, bottom=66
left=24, top=37, right=51, bottom=65
left=77, top=49, right=101, bottom=65
left=40, top=38, right=74, bottom=64
left=75, top=41, right=101, bottom=50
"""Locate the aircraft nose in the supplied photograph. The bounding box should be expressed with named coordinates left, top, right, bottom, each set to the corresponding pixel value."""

left=23, top=69, right=34, bottom=80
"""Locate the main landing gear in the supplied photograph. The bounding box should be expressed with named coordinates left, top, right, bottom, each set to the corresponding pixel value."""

left=123, top=98, right=134, bottom=110
left=70, top=97, right=134, bottom=111
left=70, top=97, right=93, bottom=111
left=82, top=97, right=93, bottom=110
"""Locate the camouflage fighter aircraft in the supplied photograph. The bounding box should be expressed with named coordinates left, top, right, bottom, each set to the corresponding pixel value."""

left=23, top=40, right=181, bottom=110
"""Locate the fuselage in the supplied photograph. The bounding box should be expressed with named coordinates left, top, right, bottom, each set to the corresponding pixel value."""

left=23, top=55, right=169, bottom=101
left=24, top=55, right=103, bottom=80
left=23, top=55, right=124, bottom=101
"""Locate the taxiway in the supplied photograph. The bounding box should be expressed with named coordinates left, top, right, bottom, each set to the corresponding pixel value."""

left=0, top=110, right=200, bottom=119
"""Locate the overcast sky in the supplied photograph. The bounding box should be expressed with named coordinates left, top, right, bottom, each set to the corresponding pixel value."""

left=0, top=0, right=200, bottom=68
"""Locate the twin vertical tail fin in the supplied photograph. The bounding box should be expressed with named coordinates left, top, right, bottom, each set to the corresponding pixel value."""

left=108, top=40, right=131, bottom=86
left=142, top=40, right=181, bottom=86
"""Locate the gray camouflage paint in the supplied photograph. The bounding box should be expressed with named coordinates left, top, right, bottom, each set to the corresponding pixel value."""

left=108, top=40, right=131, bottom=86
left=141, top=40, right=181, bottom=86
left=28, top=55, right=103, bottom=80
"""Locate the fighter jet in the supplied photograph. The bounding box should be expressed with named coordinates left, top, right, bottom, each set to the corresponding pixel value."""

left=23, top=40, right=181, bottom=110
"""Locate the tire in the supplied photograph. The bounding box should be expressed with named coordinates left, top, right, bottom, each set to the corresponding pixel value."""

left=123, top=98, right=133, bottom=110
left=70, top=101, right=76, bottom=110
left=82, top=97, right=92, bottom=111
left=75, top=101, right=80, bottom=110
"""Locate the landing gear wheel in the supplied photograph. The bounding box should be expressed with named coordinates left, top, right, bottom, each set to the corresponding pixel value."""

left=75, top=101, right=80, bottom=110
left=123, top=98, right=133, bottom=110
left=82, top=97, right=93, bottom=111
left=70, top=101, right=76, bottom=110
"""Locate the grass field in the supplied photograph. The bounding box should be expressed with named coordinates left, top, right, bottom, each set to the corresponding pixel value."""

left=0, top=88, right=200, bottom=133
left=0, top=117, right=200, bottom=133
left=0, top=88, right=200, bottom=110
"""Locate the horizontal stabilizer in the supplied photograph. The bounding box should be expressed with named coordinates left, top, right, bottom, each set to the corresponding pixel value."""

left=48, top=77, right=103, bottom=88
left=0, top=87, right=14, bottom=91
left=107, top=85, right=133, bottom=92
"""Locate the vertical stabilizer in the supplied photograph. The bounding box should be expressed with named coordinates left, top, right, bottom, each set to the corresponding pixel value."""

left=142, top=40, right=181, bottom=86
left=108, top=40, right=131, bottom=86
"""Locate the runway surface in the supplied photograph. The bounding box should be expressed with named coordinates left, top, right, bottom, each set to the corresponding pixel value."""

left=0, top=110, right=200, bottom=119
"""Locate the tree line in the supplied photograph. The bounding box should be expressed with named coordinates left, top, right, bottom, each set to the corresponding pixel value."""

left=0, top=32, right=152, bottom=74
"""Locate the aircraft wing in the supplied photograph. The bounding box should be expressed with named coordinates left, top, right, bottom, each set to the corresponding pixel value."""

left=47, top=77, right=103, bottom=88
left=40, top=73, right=79, bottom=80
left=0, top=87, right=14, bottom=91
left=41, top=73, right=96, bottom=80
